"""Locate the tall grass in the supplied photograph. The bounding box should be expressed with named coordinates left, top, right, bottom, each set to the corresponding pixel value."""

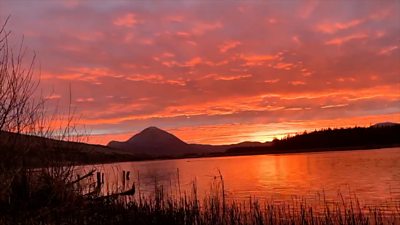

left=0, top=167, right=398, bottom=225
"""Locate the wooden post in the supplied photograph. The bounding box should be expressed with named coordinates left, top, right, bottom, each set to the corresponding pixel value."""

left=122, top=171, right=126, bottom=186
left=101, top=173, right=104, bottom=184
left=126, top=171, right=130, bottom=180
left=96, top=172, right=101, bottom=187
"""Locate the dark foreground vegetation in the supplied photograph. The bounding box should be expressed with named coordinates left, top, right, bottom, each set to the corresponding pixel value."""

left=227, top=125, right=400, bottom=155
left=0, top=167, right=399, bottom=225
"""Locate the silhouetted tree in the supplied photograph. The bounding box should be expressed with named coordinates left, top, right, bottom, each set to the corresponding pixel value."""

left=0, top=17, right=41, bottom=135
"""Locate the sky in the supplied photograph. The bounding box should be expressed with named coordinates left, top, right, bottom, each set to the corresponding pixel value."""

left=1, top=1, right=399, bottom=145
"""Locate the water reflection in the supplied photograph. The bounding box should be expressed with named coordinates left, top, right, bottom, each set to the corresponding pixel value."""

left=79, top=147, right=400, bottom=207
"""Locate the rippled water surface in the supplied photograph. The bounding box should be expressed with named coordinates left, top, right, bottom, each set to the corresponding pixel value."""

left=80, top=147, right=400, bottom=207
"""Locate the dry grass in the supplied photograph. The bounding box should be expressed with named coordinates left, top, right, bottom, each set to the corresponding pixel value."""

left=0, top=166, right=398, bottom=225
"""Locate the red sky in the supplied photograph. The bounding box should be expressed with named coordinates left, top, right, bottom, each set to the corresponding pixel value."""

left=1, top=1, right=399, bottom=145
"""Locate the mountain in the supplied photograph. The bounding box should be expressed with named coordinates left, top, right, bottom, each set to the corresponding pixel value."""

left=108, top=127, right=197, bottom=156
left=107, top=127, right=272, bottom=156
left=370, top=122, right=399, bottom=128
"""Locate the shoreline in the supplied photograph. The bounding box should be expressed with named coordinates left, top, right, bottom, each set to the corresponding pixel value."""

left=78, top=143, right=400, bottom=167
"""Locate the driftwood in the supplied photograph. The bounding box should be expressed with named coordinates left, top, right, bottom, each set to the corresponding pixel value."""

left=68, top=169, right=95, bottom=185
left=94, top=183, right=136, bottom=200
left=119, top=183, right=135, bottom=196
left=68, top=169, right=135, bottom=200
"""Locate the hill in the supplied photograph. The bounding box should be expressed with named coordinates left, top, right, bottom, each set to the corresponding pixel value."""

left=0, top=131, right=143, bottom=167
left=226, top=124, right=400, bottom=155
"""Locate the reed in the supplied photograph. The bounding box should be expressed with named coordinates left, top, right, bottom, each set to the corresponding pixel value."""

left=0, top=167, right=398, bottom=225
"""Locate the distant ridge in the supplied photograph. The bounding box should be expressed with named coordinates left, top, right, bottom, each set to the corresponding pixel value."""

left=370, top=122, right=399, bottom=128
left=226, top=124, right=400, bottom=155
left=107, top=127, right=271, bottom=156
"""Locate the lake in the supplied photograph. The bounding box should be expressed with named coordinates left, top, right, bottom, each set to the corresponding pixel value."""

left=79, top=147, right=400, bottom=209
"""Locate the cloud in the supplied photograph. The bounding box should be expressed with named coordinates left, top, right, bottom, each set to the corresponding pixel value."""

left=126, top=74, right=164, bottom=82
left=45, top=94, right=61, bottom=100
left=241, top=54, right=277, bottom=66
left=325, top=33, right=368, bottom=45
left=184, top=57, right=203, bottom=67
left=264, top=79, right=280, bottom=84
left=76, top=97, right=94, bottom=103
left=213, top=74, right=252, bottom=81
left=321, top=104, right=348, bottom=109
left=274, top=62, right=294, bottom=70
left=316, top=19, right=363, bottom=34
left=113, top=13, right=138, bottom=27
left=289, top=81, right=306, bottom=86
left=219, top=40, right=241, bottom=53
left=378, top=45, right=398, bottom=55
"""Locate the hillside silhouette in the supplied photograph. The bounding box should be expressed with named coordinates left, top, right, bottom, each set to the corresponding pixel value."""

left=0, top=131, right=143, bottom=167
left=226, top=123, right=400, bottom=154
left=108, top=126, right=197, bottom=155
left=107, top=127, right=271, bottom=156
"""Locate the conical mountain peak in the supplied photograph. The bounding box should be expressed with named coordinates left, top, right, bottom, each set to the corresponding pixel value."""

left=143, top=126, right=162, bottom=131
left=108, top=126, right=195, bottom=156
left=127, top=127, right=181, bottom=143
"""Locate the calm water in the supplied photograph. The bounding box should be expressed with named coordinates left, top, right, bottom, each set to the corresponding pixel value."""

left=80, top=147, right=400, bottom=207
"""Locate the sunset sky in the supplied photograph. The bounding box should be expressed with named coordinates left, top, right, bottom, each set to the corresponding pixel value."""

left=1, top=1, right=399, bottom=145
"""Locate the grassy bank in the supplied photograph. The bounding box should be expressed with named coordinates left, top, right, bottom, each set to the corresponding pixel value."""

left=0, top=167, right=398, bottom=225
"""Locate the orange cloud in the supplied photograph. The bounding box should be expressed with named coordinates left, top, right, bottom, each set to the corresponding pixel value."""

left=76, top=97, right=94, bottom=103
left=264, top=79, right=280, bottom=84
left=126, top=74, right=164, bottom=82
left=274, top=62, right=294, bottom=70
left=320, top=103, right=348, bottom=109
left=317, top=19, right=363, bottom=34
left=161, top=52, right=175, bottom=58
left=45, top=94, right=61, bottom=100
left=113, top=13, right=138, bottom=27
left=241, top=54, right=277, bottom=66
left=185, top=57, right=203, bottom=67
left=219, top=41, right=241, bottom=53
left=378, top=45, right=398, bottom=55
left=125, top=73, right=186, bottom=86
left=289, top=81, right=306, bottom=86
left=336, top=77, right=356, bottom=82
left=176, top=31, right=191, bottom=38
left=325, top=33, right=368, bottom=45
left=214, top=74, right=252, bottom=81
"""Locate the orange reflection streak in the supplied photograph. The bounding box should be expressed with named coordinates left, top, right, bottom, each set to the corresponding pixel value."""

left=79, top=148, right=400, bottom=206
